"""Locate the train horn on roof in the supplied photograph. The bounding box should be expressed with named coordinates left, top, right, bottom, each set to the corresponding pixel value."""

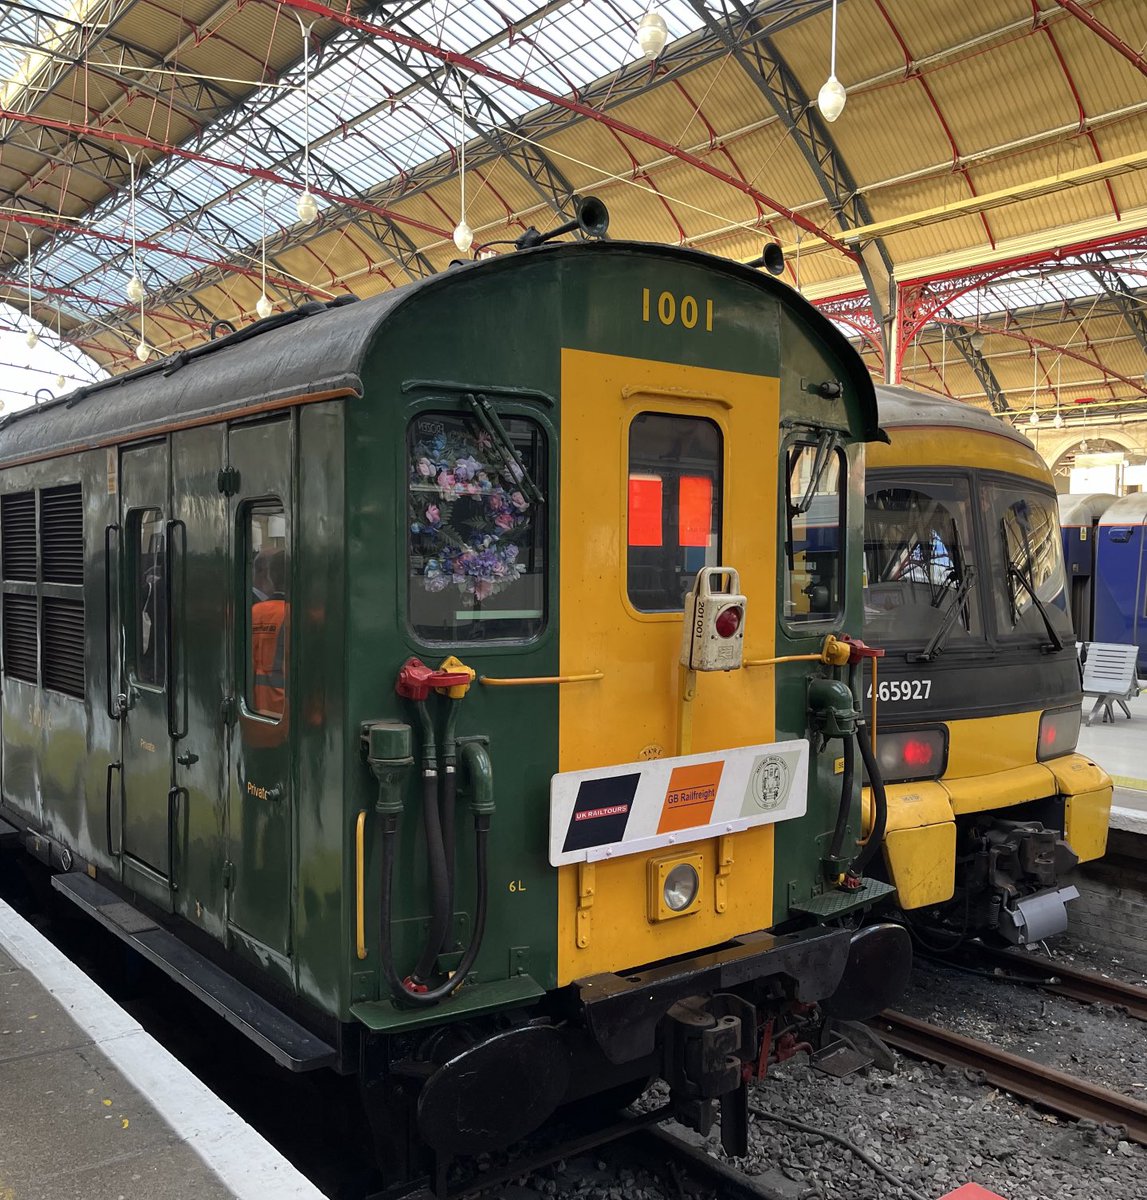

left=748, top=242, right=785, bottom=275
left=515, top=196, right=610, bottom=249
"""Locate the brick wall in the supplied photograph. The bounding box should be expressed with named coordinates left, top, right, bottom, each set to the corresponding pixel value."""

left=1067, top=830, right=1147, bottom=975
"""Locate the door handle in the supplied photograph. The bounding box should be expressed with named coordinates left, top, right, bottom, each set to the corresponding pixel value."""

left=167, top=786, right=188, bottom=891
left=105, top=761, right=122, bottom=856
left=176, top=750, right=199, bottom=767
left=265, top=783, right=284, bottom=803
left=104, top=524, right=121, bottom=720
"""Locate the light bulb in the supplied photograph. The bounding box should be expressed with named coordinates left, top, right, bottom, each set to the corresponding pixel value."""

left=296, top=189, right=318, bottom=224
left=818, top=73, right=847, bottom=122
left=256, top=293, right=274, bottom=319
left=636, top=8, right=669, bottom=59
left=126, top=274, right=145, bottom=304
left=136, top=339, right=152, bottom=363
left=56, top=373, right=66, bottom=389
left=969, top=329, right=985, bottom=352
left=25, top=329, right=38, bottom=349
left=1029, top=408, right=1041, bottom=426
left=453, top=220, right=474, bottom=253
left=1053, top=411, right=1065, bottom=429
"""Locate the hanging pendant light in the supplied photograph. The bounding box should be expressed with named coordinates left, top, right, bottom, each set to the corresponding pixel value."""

left=969, top=328, right=985, bottom=352
left=295, top=17, right=318, bottom=225
left=257, top=187, right=274, bottom=317
left=452, top=74, right=475, bottom=256
left=296, top=189, right=318, bottom=224
left=636, top=7, right=668, bottom=60
left=1053, top=410, right=1065, bottom=429
left=126, top=154, right=147, bottom=304
left=452, top=220, right=474, bottom=253
left=56, top=373, right=67, bottom=389
left=1029, top=408, right=1041, bottom=426
left=817, top=0, right=846, bottom=122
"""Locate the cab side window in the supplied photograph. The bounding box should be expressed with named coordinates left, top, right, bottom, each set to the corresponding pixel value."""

left=627, top=413, right=721, bottom=612
left=785, top=442, right=843, bottom=626
left=407, top=411, right=547, bottom=643
left=245, top=503, right=288, bottom=719
left=130, top=508, right=166, bottom=688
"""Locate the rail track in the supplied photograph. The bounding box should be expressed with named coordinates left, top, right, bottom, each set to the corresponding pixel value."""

left=390, top=1107, right=787, bottom=1200
left=968, top=944, right=1147, bottom=1021
left=873, top=1010, right=1147, bottom=1145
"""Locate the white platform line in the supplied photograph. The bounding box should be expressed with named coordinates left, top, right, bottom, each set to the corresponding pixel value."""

left=0, top=897, right=326, bottom=1200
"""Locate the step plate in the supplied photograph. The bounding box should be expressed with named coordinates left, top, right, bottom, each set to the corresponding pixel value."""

left=52, top=872, right=335, bottom=1072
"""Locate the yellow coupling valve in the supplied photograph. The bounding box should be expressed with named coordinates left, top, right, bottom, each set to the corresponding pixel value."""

left=820, top=634, right=852, bottom=667
left=435, top=655, right=476, bottom=699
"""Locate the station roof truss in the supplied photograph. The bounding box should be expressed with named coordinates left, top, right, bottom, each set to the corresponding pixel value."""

left=0, top=0, right=1145, bottom=424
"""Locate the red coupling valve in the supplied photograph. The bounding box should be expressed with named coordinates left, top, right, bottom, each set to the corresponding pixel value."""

left=395, top=657, right=473, bottom=701
left=402, top=976, right=429, bottom=994
left=839, top=635, right=885, bottom=664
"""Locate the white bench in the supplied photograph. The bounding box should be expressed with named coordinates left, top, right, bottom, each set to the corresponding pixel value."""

left=1081, top=641, right=1142, bottom=725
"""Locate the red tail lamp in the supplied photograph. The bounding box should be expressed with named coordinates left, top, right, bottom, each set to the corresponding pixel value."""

left=902, top=739, right=935, bottom=767
left=715, top=605, right=743, bottom=639
left=873, top=727, right=948, bottom=783
left=1037, top=708, right=1080, bottom=761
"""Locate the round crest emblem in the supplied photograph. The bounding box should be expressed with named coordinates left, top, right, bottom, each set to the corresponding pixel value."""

left=751, top=755, right=790, bottom=811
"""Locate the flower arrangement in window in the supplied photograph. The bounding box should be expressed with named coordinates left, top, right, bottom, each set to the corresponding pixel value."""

left=409, top=423, right=534, bottom=602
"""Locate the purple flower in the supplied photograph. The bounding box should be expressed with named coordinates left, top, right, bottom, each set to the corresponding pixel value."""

left=454, top=455, right=483, bottom=482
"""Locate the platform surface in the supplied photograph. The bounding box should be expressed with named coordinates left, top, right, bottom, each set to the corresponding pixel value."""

left=0, top=897, right=325, bottom=1200
left=1076, top=684, right=1146, bottom=833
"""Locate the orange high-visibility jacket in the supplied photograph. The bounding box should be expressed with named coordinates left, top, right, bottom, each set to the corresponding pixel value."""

left=251, top=598, right=287, bottom=717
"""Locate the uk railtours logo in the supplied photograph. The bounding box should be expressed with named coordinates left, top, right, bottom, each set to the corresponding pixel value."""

left=562, top=774, right=639, bottom=854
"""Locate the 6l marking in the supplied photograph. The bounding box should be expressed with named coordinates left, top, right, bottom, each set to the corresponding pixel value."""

left=642, top=288, right=714, bottom=332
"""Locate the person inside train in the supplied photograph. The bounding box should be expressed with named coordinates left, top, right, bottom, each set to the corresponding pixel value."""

left=250, top=548, right=287, bottom=718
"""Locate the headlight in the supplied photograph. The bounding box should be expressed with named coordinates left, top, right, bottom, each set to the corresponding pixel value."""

left=648, top=854, right=704, bottom=920
left=871, top=726, right=948, bottom=784
left=1038, top=707, right=1080, bottom=761
left=663, top=863, right=699, bottom=912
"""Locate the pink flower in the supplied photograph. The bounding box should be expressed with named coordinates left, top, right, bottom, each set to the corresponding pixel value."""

left=494, top=511, right=515, bottom=531
left=425, top=505, right=440, bottom=524
left=509, top=491, right=528, bottom=512
left=437, top=471, right=456, bottom=489
left=417, top=457, right=434, bottom=477
left=473, top=580, right=494, bottom=601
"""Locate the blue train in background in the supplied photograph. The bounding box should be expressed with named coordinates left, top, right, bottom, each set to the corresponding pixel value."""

left=1059, top=492, right=1147, bottom=673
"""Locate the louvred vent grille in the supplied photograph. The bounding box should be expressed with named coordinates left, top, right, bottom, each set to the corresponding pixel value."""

left=3, top=593, right=37, bottom=683
left=40, top=485, right=83, bottom=584
left=42, top=596, right=85, bottom=698
left=2, top=492, right=36, bottom=581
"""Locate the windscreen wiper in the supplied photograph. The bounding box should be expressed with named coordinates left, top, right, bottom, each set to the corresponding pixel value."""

left=794, top=428, right=840, bottom=515
left=1007, top=562, right=1064, bottom=652
left=911, top=566, right=976, bottom=662
left=464, top=392, right=544, bottom=504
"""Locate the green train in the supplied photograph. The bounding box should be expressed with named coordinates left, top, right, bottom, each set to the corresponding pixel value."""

left=0, top=219, right=909, bottom=1184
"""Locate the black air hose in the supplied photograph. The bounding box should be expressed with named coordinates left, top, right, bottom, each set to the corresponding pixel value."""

left=851, top=720, right=888, bottom=876
left=826, top=734, right=855, bottom=864
left=380, top=814, right=491, bottom=1006
left=411, top=766, right=452, bottom=985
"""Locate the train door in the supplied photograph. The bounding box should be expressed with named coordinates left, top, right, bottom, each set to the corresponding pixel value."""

left=225, top=417, right=294, bottom=961
left=117, top=441, right=176, bottom=904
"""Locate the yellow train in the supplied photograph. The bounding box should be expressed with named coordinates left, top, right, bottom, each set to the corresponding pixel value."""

left=861, top=386, right=1112, bottom=946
